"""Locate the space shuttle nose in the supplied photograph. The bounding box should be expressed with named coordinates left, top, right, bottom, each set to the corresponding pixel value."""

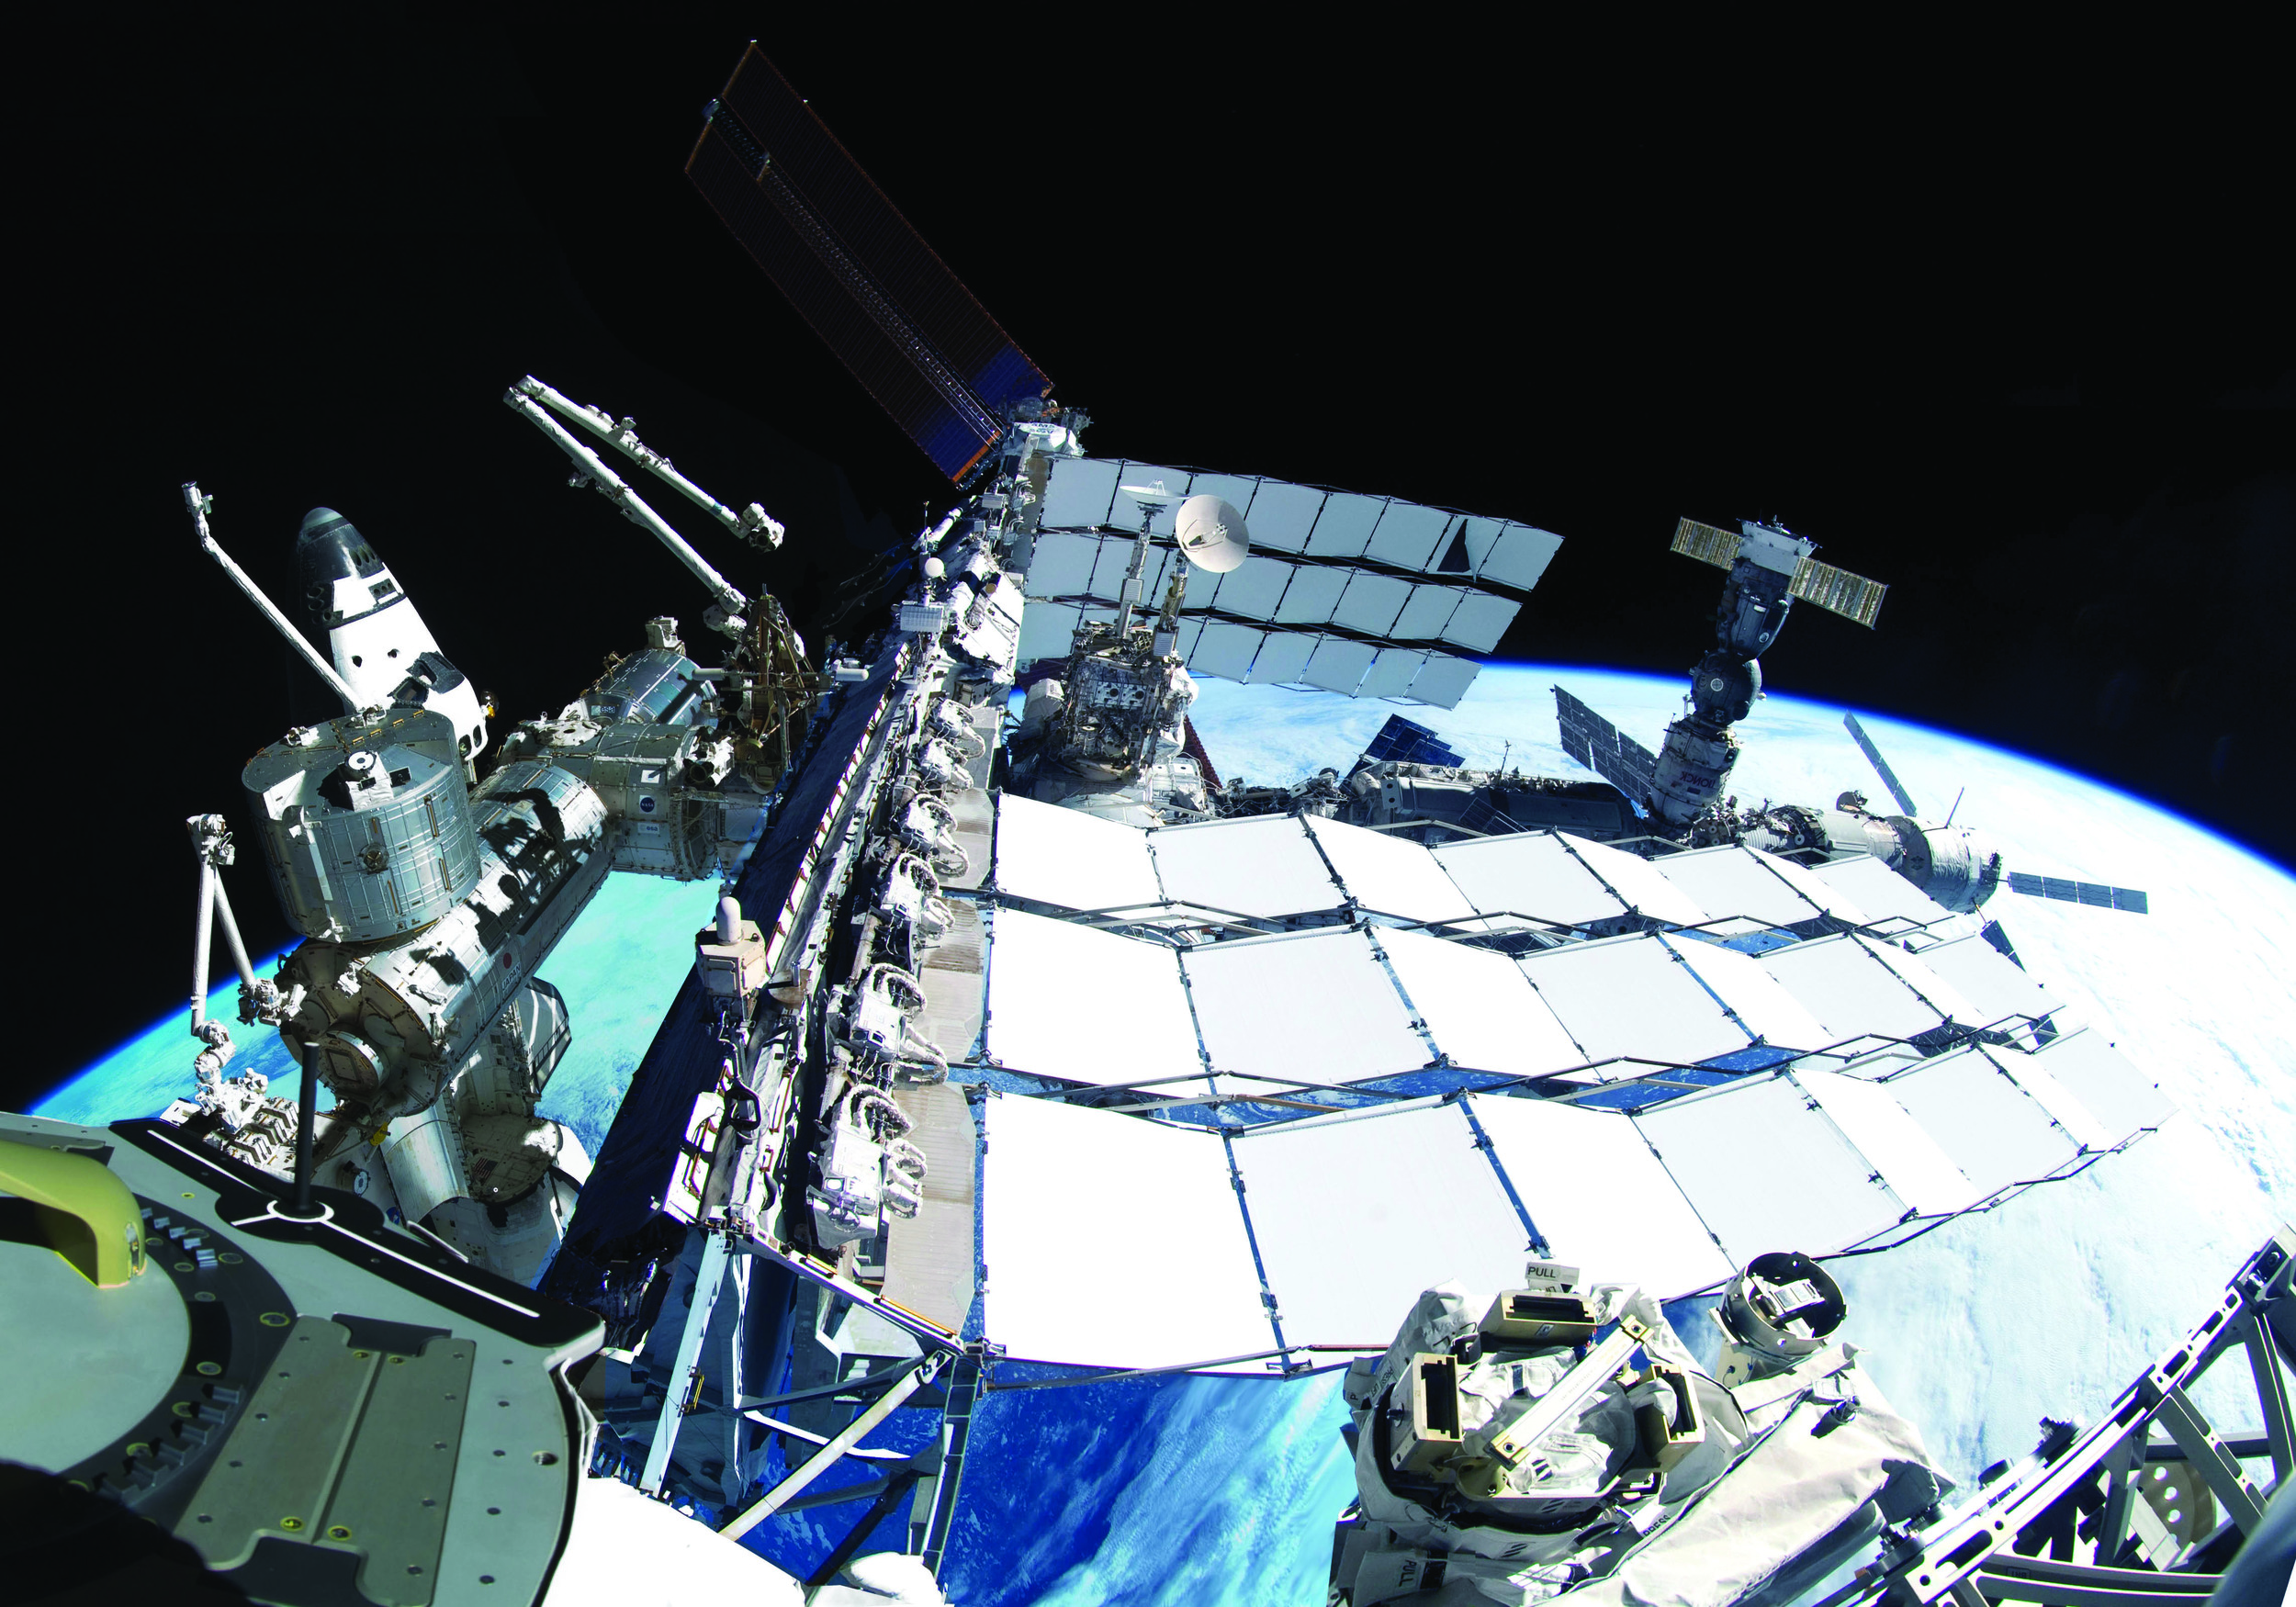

left=292, top=505, right=484, bottom=762
left=295, top=508, right=390, bottom=627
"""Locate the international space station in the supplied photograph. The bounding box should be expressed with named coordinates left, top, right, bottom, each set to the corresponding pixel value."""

left=2, top=37, right=2289, bottom=1607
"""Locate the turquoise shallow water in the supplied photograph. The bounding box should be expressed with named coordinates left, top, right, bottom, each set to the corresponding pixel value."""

left=37, top=871, right=723, bottom=1162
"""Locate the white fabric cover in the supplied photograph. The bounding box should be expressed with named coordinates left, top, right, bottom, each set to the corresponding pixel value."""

left=1571, top=1350, right=1945, bottom=1607
left=546, top=1475, right=805, bottom=1606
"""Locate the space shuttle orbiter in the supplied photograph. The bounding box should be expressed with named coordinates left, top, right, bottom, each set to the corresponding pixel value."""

left=293, top=507, right=490, bottom=772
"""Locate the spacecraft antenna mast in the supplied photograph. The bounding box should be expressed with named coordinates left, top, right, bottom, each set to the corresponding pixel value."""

left=1113, top=480, right=1180, bottom=634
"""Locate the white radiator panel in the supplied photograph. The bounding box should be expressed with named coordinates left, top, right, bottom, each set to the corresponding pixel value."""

left=1232, top=1103, right=1532, bottom=1347
left=980, top=1096, right=1270, bottom=1368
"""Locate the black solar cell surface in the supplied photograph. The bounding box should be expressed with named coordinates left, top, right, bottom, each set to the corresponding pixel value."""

left=716, top=51, right=1049, bottom=412
left=690, top=125, right=986, bottom=476
left=688, top=47, right=1052, bottom=479
left=1615, top=733, right=1659, bottom=792
left=1556, top=722, right=1595, bottom=769
left=1454, top=793, right=1502, bottom=836
left=1363, top=714, right=1463, bottom=768
left=1553, top=688, right=1654, bottom=799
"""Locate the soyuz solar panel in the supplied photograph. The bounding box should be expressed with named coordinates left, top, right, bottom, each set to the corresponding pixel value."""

left=2008, top=871, right=2148, bottom=913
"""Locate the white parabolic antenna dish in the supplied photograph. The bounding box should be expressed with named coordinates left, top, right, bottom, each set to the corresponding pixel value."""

left=1175, top=494, right=1251, bottom=573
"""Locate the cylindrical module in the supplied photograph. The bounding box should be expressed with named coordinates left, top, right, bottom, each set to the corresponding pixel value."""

left=1886, top=817, right=2005, bottom=912
left=377, top=977, right=578, bottom=1223
left=243, top=710, right=482, bottom=942
left=1649, top=718, right=1740, bottom=826
left=275, top=758, right=613, bottom=1119
left=1772, top=808, right=2002, bottom=912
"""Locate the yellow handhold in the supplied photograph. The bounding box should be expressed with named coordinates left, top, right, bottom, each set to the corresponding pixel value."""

left=0, top=1137, right=146, bottom=1287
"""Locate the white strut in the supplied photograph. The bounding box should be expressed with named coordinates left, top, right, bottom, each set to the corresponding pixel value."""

left=502, top=389, right=753, bottom=635
left=185, top=484, right=365, bottom=714
left=513, top=376, right=784, bottom=549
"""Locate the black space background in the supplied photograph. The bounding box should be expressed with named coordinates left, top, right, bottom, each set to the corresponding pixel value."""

left=15, top=14, right=2289, bottom=1113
